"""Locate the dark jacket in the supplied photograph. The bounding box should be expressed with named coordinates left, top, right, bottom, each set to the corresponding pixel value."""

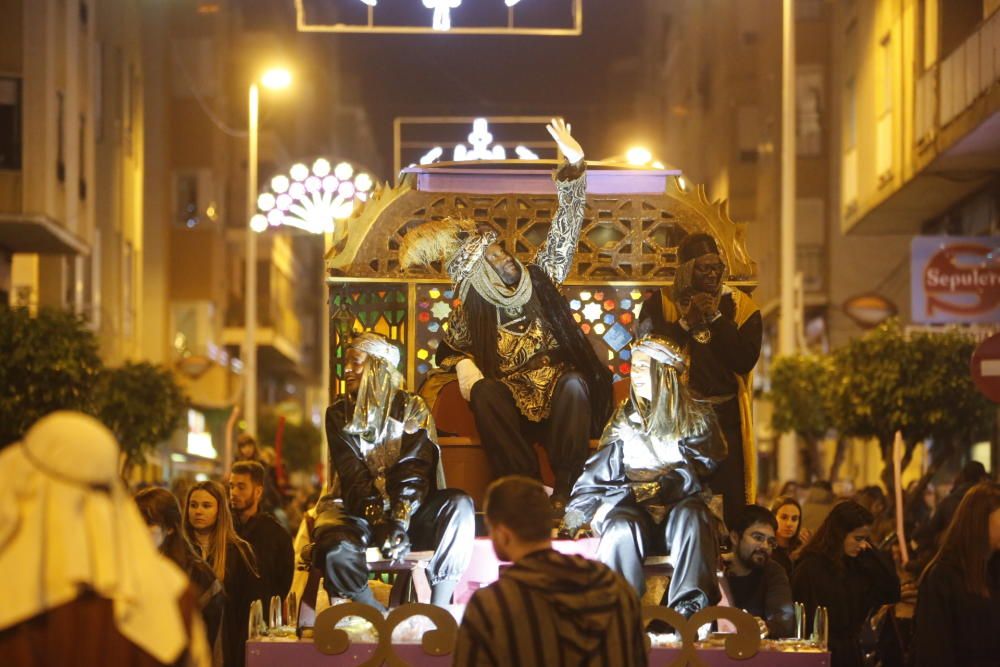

left=454, top=548, right=647, bottom=666
left=325, top=393, right=438, bottom=521
left=236, top=511, right=294, bottom=604
left=912, top=556, right=1000, bottom=667
left=565, top=401, right=726, bottom=528
left=218, top=542, right=264, bottom=667
left=725, top=559, right=795, bottom=638
left=791, top=549, right=900, bottom=667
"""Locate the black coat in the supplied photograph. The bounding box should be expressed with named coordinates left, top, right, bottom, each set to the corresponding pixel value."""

left=791, top=550, right=900, bottom=667
left=236, top=511, right=294, bottom=604
left=219, top=542, right=264, bottom=667
left=912, top=556, right=1000, bottom=667
left=325, top=393, right=438, bottom=520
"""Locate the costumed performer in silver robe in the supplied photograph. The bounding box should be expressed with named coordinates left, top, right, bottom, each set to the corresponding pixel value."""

left=310, top=333, right=474, bottom=610
left=562, top=335, right=726, bottom=618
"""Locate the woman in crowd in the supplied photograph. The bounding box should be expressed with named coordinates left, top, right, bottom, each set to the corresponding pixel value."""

left=912, top=482, right=1000, bottom=667
left=792, top=500, right=900, bottom=667
left=770, top=495, right=807, bottom=576
left=183, top=481, right=263, bottom=667
left=136, top=487, right=225, bottom=665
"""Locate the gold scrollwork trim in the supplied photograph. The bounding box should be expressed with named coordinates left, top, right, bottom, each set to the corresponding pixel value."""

left=313, top=602, right=458, bottom=666
left=641, top=604, right=762, bottom=666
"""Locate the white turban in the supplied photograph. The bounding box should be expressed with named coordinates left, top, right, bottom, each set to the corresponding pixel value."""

left=0, top=412, right=194, bottom=664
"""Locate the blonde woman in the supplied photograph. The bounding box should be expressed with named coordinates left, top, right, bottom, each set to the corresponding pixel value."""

left=183, top=481, right=262, bottom=667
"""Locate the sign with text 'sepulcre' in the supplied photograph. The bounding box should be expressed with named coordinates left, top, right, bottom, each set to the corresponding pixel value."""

left=911, top=236, right=1000, bottom=324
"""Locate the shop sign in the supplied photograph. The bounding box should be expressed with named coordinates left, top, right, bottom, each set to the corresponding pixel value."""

left=911, top=236, right=1000, bottom=324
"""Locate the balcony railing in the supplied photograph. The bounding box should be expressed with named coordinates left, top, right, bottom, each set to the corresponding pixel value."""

left=934, top=9, right=1000, bottom=129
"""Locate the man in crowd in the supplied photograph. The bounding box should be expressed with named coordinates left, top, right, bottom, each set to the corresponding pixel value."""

left=724, top=505, right=795, bottom=639
left=399, top=118, right=612, bottom=513
left=234, top=432, right=282, bottom=512
left=311, top=333, right=474, bottom=609
left=230, top=460, right=294, bottom=604
left=637, top=232, right=761, bottom=525
left=563, top=335, right=726, bottom=620
left=454, top=476, right=647, bottom=666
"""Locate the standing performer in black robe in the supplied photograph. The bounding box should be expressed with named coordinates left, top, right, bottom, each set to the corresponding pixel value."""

left=637, top=232, right=761, bottom=526
left=311, top=333, right=474, bottom=609
left=399, top=118, right=612, bottom=513
left=563, top=335, right=726, bottom=618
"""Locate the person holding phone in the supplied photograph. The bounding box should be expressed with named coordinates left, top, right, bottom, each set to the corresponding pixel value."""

left=791, top=500, right=900, bottom=667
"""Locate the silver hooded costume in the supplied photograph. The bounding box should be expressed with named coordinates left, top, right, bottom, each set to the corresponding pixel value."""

left=313, top=333, right=474, bottom=609
left=565, top=336, right=726, bottom=615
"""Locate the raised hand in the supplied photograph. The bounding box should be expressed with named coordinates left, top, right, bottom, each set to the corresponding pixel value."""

left=545, top=117, right=584, bottom=165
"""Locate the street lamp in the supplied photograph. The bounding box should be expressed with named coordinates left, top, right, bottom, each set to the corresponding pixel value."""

left=250, top=156, right=373, bottom=484
left=244, top=67, right=292, bottom=448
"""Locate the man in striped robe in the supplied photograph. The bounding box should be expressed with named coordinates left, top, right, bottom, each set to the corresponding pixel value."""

left=454, top=476, right=648, bottom=667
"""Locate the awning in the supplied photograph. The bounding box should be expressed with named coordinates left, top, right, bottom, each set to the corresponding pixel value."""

left=0, top=215, right=90, bottom=255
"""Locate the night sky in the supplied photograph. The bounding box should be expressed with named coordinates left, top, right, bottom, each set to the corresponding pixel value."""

left=300, top=0, right=648, bottom=175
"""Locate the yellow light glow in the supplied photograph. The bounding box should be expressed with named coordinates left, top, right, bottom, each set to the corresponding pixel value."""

left=626, top=146, right=653, bottom=166
left=260, top=68, right=292, bottom=90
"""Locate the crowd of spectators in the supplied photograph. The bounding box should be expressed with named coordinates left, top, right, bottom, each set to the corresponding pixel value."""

left=754, top=463, right=999, bottom=667
left=0, top=408, right=996, bottom=667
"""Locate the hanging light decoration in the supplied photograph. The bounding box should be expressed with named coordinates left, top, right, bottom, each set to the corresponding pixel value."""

left=253, top=158, right=374, bottom=235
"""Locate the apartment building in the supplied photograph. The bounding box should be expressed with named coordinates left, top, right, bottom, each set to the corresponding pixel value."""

left=0, top=0, right=147, bottom=365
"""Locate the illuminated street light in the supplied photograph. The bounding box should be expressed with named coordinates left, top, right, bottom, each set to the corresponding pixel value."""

left=244, top=67, right=292, bottom=442
left=261, top=67, right=292, bottom=90
left=626, top=146, right=653, bottom=166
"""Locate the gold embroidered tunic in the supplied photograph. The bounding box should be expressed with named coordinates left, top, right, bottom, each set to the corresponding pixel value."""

left=496, top=318, right=563, bottom=422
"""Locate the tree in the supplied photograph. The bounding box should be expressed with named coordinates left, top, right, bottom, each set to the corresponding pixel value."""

left=95, top=361, right=189, bottom=467
left=258, top=412, right=322, bottom=474
left=768, top=353, right=835, bottom=481
left=0, top=306, right=102, bottom=448
left=828, top=319, right=993, bottom=493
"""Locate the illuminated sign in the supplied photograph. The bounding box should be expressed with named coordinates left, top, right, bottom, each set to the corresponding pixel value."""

left=186, top=409, right=218, bottom=459
left=911, top=236, right=1000, bottom=324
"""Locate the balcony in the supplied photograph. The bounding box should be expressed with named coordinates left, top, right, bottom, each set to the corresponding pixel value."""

left=848, top=9, right=1000, bottom=235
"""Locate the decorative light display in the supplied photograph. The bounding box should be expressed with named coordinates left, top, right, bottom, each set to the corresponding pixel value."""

left=454, top=118, right=506, bottom=161
left=357, top=0, right=528, bottom=32
left=423, top=0, right=462, bottom=31
left=301, top=0, right=581, bottom=36
left=413, top=119, right=540, bottom=167
left=250, top=158, right=373, bottom=235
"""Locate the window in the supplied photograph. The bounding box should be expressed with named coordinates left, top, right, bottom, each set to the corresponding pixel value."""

left=880, top=34, right=893, bottom=116
left=844, top=76, right=857, bottom=150
left=737, top=105, right=759, bottom=162
left=176, top=172, right=199, bottom=227
left=78, top=114, right=86, bottom=199
left=842, top=77, right=858, bottom=208
left=0, top=77, right=21, bottom=169
left=922, top=0, right=939, bottom=69
left=173, top=170, right=215, bottom=228
left=57, top=91, right=65, bottom=182
left=877, top=34, right=894, bottom=180
left=123, top=241, right=134, bottom=339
